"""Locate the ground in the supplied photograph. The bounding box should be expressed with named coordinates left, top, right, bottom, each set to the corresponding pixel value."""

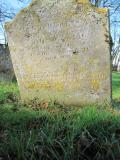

left=0, top=72, right=120, bottom=160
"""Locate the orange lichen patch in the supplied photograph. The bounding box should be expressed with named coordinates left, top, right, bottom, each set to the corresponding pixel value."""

left=95, top=8, right=108, bottom=14
left=76, top=0, right=89, bottom=4
left=91, top=79, right=100, bottom=91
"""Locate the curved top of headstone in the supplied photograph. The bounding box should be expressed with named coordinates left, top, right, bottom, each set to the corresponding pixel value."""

left=5, top=0, right=108, bottom=30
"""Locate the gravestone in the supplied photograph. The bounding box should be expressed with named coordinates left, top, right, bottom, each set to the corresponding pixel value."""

left=5, top=0, right=111, bottom=105
left=0, top=44, right=14, bottom=81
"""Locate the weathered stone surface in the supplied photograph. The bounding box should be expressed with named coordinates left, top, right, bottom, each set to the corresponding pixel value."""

left=5, top=0, right=111, bottom=105
left=0, top=44, right=14, bottom=81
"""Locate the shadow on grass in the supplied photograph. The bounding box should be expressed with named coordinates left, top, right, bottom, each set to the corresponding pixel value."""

left=0, top=103, right=120, bottom=160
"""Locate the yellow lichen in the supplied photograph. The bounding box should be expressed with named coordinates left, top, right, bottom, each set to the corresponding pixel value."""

left=27, top=82, right=36, bottom=89
left=25, top=65, right=32, bottom=73
left=41, top=81, right=51, bottom=88
left=76, top=0, right=89, bottom=4
left=92, top=72, right=108, bottom=80
left=54, top=82, right=64, bottom=91
left=79, top=67, right=86, bottom=72
left=26, top=81, right=64, bottom=91
left=95, top=8, right=108, bottom=14
left=91, top=79, right=100, bottom=91
left=65, top=10, right=77, bottom=19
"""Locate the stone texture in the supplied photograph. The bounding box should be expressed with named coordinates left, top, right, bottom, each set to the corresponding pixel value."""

left=0, top=44, right=14, bottom=81
left=5, top=0, right=111, bottom=105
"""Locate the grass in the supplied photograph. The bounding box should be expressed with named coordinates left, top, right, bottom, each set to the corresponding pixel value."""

left=0, top=72, right=120, bottom=160
left=0, top=82, right=19, bottom=101
left=112, top=72, right=120, bottom=99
